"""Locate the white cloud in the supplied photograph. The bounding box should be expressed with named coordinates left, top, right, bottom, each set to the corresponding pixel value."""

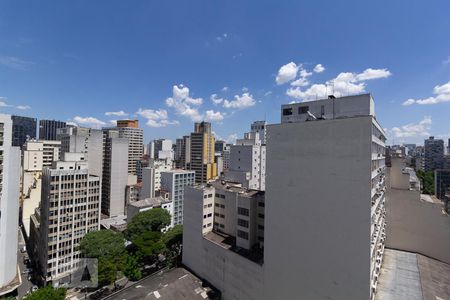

left=223, top=93, right=256, bottom=109
left=105, top=110, right=128, bottom=117
left=313, top=64, right=325, bottom=73
left=211, top=94, right=224, bottom=105
left=264, top=91, right=272, bottom=96
left=388, top=116, right=432, bottom=139
left=286, top=68, right=391, bottom=101
left=16, top=105, right=31, bottom=110
left=109, top=120, right=117, bottom=126
left=402, top=99, right=416, bottom=106
left=242, top=87, right=249, bottom=92
left=0, top=55, right=34, bottom=70
left=73, top=116, right=106, bottom=129
left=166, top=84, right=203, bottom=122
left=0, top=97, right=11, bottom=107
left=225, top=133, right=238, bottom=144
left=216, top=33, right=229, bottom=42
left=222, top=86, right=229, bottom=92
left=290, top=78, right=310, bottom=87
left=276, top=62, right=299, bottom=85
left=355, top=68, right=391, bottom=81
left=402, top=81, right=450, bottom=105
left=136, top=108, right=178, bottom=128
left=205, top=110, right=225, bottom=122
left=444, top=56, right=450, bottom=64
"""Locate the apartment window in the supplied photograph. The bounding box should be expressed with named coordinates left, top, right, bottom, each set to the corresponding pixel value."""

left=258, top=224, right=264, bottom=230
left=299, top=106, right=309, bottom=114
left=282, top=108, right=293, bottom=116
left=238, top=207, right=249, bottom=216
left=237, top=230, right=249, bottom=240
left=258, top=202, right=265, bottom=207
left=237, top=218, right=249, bottom=228
left=258, top=213, right=265, bottom=219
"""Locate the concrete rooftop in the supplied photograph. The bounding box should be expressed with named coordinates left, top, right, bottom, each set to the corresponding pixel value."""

left=376, top=249, right=450, bottom=300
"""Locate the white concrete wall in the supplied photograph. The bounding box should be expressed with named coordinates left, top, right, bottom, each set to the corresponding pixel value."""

left=386, top=187, right=450, bottom=264
left=264, top=117, right=373, bottom=300
left=109, top=138, right=128, bottom=216
left=0, top=114, right=20, bottom=291
left=183, top=186, right=264, bottom=300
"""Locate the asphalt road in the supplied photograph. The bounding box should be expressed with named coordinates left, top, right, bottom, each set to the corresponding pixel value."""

left=17, top=228, right=34, bottom=299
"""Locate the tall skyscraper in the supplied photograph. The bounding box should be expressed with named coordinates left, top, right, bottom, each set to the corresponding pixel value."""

left=31, top=153, right=101, bottom=285
left=57, top=126, right=103, bottom=177
left=114, top=120, right=144, bottom=175
left=0, top=114, right=21, bottom=296
left=424, top=136, right=444, bottom=172
left=11, top=115, right=37, bottom=148
left=183, top=94, right=387, bottom=300
left=188, top=122, right=217, bottom=183
left=101, top=129, right=129, bottom=217
left=39, top=119, right=67, bottom=141
left=175, top=135, right=190, bottom=169
left=250, top=121, right=267, bottom=144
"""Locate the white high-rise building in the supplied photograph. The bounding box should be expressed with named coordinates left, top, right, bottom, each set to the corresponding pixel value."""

left=150, top=139, right=174, bottom=161
left=57, top=126, right=103, bottom=177
left=141, top=159, right=172, bottom=199
left=102, top=130, right=129, bottom=217
left=106, top=120, right=144, bottom=176
left=250, top=121, right=267, bottom=144
left=31, top=153, right=101, bottom=285
left=160, top=170, right=195, bottom=226
left=183, top=94, right=387, bottom=300
left=0, top=114, right=21, bottom=296
left=225, top=131, right=266, bottom=191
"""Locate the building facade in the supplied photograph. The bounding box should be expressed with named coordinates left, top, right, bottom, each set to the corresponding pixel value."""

left=32, top=153, right=101, bottom=285
left=175, top=135, right=191, bottom=169
left=225, top=131, right=266, bottom=191
left=183, top=94, right=387, bottom=300
left=11, top=115, right=37, bottom=148
left=250, top=121, right=267, bottom=145
left=187, top=122, right=217, bottom=183
left=0, top=114, right=21, bottom=296
left=102, top=130, right=129, bottom=217
left=160, top=170, right=195, bottom=226
left=39, top=119, right=67, bottom=141
left=115, top=120, right=144, bottom=175
left=57, top=127, right=103, bottom=177
left=424, top=136, right=444, bottom=172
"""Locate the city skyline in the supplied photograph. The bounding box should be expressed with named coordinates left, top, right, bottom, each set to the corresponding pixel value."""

left=1, top=1, right=450, bottom=145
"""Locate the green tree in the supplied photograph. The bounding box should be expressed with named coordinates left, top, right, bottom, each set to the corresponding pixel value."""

left=417, top=170, right=435, bottom=194
left=126, top=208, right=171, bottom=241
left=80, top=230, right=127, bottom=286
left=133, top=230, right=165, bottom=260
left=162, top=225, right=183, bottom=267
left=124, top=255, right=142, bottom=281
left=25, top=286, right=66, bottom=300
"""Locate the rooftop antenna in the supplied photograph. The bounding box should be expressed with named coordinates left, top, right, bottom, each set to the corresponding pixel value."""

left=328, top=80, right=335, bottom=96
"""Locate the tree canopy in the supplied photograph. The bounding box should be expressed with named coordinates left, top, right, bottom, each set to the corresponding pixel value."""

left=25, top=286, right=66, bottom=300
left=80, top=230, right=127, bottom=286
left=417, top=170, right=434, bottom=195
left=126, top=208, right=171, bottom=240
left=162, top=224, right=183, bottom=249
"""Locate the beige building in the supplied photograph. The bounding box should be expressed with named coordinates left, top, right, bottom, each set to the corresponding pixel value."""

left=31, top=153, right=101, bottom=285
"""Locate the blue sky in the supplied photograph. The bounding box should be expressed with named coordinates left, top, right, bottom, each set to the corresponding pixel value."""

left=1, top=1, right=450, bottom=145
